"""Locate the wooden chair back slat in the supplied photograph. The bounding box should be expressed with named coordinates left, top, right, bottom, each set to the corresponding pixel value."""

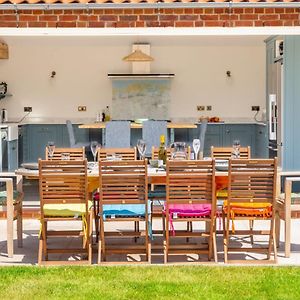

left=152, top=146, right=191, bottom=160
left=211, top=146, right=251, bottom=159
left=166, top=160, right=216, bottom=206
left=39, top=160, right=88, bottom=208
left=99, top=160, right=147, bottom=206
left=228, top=158, right=277, bottom=205
left=98, top=147, right=137, bottom=161
left=45, top=147, right=85, bottom=160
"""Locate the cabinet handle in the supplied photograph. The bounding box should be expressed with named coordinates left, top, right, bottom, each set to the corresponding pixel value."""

left=226, top=130, right=230, bottom=134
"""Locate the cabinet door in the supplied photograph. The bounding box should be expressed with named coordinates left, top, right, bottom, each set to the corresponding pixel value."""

left=255, top=125, right=268, bottom=158
left=223, top=125, right=255, bottom=151
left=28, top=125, right=62, bottom=162
left=203, top=125, right=223, bottom=157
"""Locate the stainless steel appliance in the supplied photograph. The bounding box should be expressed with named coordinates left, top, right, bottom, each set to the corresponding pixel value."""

left=268, top=58, right=283, bottom=164
left=0, top=125, right=18, bottom=172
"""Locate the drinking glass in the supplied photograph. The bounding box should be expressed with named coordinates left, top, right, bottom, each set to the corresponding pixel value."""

left=232, top=139, right=241, bottom=159
left=137, top=139, right=146, bottom=160
left=192, top=139, right=201, bottom=160
left=47, top=141, right=55, bottom=160
left=171, top=142, right=186, bottom=160
left=61, top=152, right=70, bottom=160
left=90, top=141, right=99, bottom=162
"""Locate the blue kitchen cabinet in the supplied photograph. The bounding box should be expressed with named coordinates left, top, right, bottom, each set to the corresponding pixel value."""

left=24, top=125, right=62, bottom=162
left=223, top=124, right=256, bottom=149
left=203, top=125, right=223, bottom=157
left=255, top=124, right=268, bottom=158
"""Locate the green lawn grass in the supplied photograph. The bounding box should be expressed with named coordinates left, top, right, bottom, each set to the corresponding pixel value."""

left=0, top=266, right=299, bottom=299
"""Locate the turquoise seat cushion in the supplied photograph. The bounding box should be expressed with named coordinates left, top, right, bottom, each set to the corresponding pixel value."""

left=43, top=201, right=93, bottom=217
left=102, top=204, right=149, bottom=218
left=148, top=191, right=166, bottom=199
left=0, top=190, right=21, bottom=205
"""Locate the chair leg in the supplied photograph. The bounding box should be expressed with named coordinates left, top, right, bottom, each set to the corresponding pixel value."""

left=249, top=220, right=254, bottom=245
left=208, top=221, right=214, bottom=261
left=275, top=213, right=280, bottom=248
left=93, top=199, right=99, bottom=244
left=134, top=221, right=139, bottom=243
left=99, top=217, right=106, bottom=262
left=272, top=221, right=278, bottom=263
left=163, top=214, right=168, bottom=264
left=42, top=221, right=48, bottom=261
left=88, top=212, right=93, bottom=264
left=17, top=203, right=23, bottom=248
left=223, top=213, right=229, bottom=263
left=213, top=231, right=218, bottom=263
left=7, top=202, right=14, bottom=258
left=38, top=235, right=43, bottom=265
left=285, top=215, right=291, bottom=258
left=97, top=218, right=102, bottom=264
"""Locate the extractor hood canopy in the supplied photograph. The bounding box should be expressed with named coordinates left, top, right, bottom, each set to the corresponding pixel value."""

left=108, top=73, right=175, bottom=78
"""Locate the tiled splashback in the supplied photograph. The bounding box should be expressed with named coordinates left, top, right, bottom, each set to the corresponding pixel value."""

left=111, top=79, right=171, bottom=120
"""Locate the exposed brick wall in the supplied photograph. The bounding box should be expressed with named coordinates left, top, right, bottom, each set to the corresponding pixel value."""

left=0, top=7, right=299, bottom=27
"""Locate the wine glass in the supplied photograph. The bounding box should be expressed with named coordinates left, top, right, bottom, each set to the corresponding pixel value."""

left=192, top=139, right=201, bottom=160
left=137, top=139, right=146, bottom=160
left=90, top=141, right=99, bottom=163
left=47, top=141, right=55, bottom=160
left=232, top=140, right=241, bottom=159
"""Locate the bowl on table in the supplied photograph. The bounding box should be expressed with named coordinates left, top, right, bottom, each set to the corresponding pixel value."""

left=149, top=159, right=165, bottom=168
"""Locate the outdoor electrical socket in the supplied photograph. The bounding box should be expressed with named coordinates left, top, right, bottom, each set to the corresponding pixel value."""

left=197, top=106, right=205, bottom=111
left=24, top=107, right=32, bottom=112
left=251, top=106, right=260, bottom=111
left=207, top=106, right=212, bottom=111
left=78, top=106, right=87, bottom=112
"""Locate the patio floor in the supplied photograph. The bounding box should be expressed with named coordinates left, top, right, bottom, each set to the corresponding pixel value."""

left=1, top=217, right=300, bottom=265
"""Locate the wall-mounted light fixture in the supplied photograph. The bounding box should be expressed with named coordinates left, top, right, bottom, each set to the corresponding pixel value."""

left=51, top=71, right=56, bottom=78
left=226, top=71, right=231, bottom=77
left=123, top=44, right=154, bottom=62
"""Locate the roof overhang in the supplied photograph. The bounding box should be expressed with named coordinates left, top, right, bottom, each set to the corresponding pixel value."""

left=0, top=2, right=300, bottom=10
left=0, top=27, right=300, bottom=37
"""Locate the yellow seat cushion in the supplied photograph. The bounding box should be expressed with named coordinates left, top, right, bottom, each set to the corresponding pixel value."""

left=216, top=190, right=228, bottom=198
left=43, top=201, right=93, bottom=217
left=223, top=200, right=272, bottom=217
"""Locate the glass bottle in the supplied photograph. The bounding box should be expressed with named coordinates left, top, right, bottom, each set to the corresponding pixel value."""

left=158, top=135, right=167, bottom=165
left=104, top=106, right=111, bottom=122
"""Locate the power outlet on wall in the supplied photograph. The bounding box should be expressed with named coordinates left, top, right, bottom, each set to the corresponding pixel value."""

left=24, top=107, right=32, bottom=112
left=197, top=106, right=205, bottom=111
left=78, top=106, right=87, bottom=112
left=251, top=106, right=260, bottom=111
left=207, top=105, right=212, bottom=111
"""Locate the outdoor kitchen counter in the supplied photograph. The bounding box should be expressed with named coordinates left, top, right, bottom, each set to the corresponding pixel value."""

left=78, top=122, right=197, bottom=129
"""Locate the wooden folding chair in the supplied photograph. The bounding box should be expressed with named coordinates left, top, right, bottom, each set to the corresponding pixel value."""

left=151, top=146, right=191, bottom=160
left=38, top=160, right=92, bottom=265
left=223, top=158, right=278, bottom=263
left=97, top=160, right=150, bottom=264
left=0, top=174, right=23, bottom=258
left=98, top=147, right=137, bottom=161
left=211, top=146, right=251, bottom=160
left=45, top=147, right=85, bottom=160
left=163, top=160, right=217, bottom=263
left=276, top=175, right=300, bottom=257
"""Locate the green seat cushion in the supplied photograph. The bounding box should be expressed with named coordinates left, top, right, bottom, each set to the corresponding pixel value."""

left=43, top=201, right=93, bottom=217
left=0, top=190, right=21, bottom=206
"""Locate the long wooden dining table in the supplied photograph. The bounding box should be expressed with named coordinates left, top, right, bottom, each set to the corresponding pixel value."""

left=15, top=165, right=228, bottom=194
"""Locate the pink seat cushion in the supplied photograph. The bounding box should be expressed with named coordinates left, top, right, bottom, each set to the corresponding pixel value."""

left=165, top=204, right=212, bottom=218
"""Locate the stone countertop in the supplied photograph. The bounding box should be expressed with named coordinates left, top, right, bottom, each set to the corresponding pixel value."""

left=1, top=117, right=267, bottom=126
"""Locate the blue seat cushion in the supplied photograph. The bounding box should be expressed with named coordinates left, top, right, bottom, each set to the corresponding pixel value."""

left=102, top=204, right=149, bottom=218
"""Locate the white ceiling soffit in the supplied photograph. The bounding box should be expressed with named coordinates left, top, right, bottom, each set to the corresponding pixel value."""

left=0, top=27, right=300, bottom=37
